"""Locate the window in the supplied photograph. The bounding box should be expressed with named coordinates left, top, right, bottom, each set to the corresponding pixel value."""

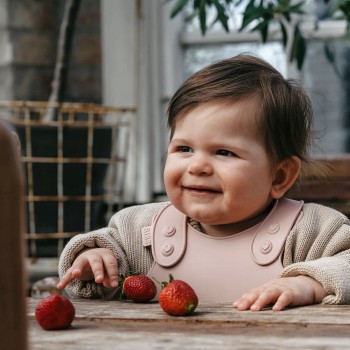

left=176, top=2, right=350, bottom=156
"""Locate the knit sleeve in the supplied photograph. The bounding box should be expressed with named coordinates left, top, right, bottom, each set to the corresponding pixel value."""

left=58, top=202, right=168, bottom=299
left=281, top=203, right=350, bottom=304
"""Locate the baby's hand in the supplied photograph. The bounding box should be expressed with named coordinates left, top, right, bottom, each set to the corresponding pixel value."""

left=57, top=248, right=119, bottom=290
left=233, top=276, right=327, bottom=311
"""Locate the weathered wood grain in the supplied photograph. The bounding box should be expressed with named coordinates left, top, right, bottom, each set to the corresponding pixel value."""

left=28, top=298, right=350, bottom=350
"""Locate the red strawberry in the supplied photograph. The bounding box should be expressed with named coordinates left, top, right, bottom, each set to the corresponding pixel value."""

left=35, top=294, right=75, bottom=330
left=159, top=274, right=198, bottom=316
left=122, top=274, right=157, bottom=302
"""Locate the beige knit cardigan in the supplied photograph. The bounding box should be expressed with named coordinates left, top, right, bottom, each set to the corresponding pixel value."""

left=58, top=201, right=350, bottom=304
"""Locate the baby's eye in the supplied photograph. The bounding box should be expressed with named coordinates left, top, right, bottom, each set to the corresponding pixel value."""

left=216, top=149, right=235, bottom=157
left=177, top=146, right=193, bottom=153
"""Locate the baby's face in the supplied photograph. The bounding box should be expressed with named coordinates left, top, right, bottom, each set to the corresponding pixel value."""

left=164, top=99, right=276, bottom=231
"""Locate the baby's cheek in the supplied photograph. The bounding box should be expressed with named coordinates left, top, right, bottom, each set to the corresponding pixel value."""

left=163, top=175, right=176, bottom=200
left=164, top=162, right=180, bottom=187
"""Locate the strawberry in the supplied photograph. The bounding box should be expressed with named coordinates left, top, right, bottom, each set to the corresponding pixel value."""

left=122, top=274, right=157, bottom=302
left=159, top=274, right=198, bottom=316
left=35, top=294, right=75, bottom=330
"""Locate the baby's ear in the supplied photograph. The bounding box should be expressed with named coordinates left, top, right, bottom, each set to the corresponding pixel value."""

left=270, top=156, right=301, bottom=199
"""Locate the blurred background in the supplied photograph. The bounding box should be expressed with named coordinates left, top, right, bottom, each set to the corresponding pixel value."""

left=1, top=0, right=349, bottom=290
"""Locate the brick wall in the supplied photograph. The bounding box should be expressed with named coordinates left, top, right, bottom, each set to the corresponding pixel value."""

left=0, top=0, right=102, bottom=103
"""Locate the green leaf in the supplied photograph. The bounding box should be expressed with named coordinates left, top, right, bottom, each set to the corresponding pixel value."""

left=194, top=0, right=200, bottom=7
left=290, top=23, right=307, bottom=70
left=252, top=20, right=269, bottom=42
left=331, top=0, right=350, bottom=20
left=240, top=2, right=267, bottom=30
left=212, top=0, right=229, bottom=32
left=199, top=0, right=207, bottom=35
left=279, top=20, right=288, bottom=48
left=283, top=12, right=291, bottom=22
left=160, top=281, right=168, bottom=289
left=324, top=43, right=341, bottom=77
left=170, top=0, right=190, bottom=18
left=289, top=1, right=305, bottom=14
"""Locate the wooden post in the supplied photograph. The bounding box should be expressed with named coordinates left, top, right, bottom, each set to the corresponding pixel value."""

left=0, top=120, right=27, bottom=349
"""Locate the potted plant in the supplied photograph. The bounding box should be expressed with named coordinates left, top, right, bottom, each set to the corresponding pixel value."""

left=167, top=0, right=350, bottom=70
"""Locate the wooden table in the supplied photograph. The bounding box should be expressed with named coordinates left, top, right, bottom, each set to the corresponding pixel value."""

left=27, top=298, right=350, bottom=349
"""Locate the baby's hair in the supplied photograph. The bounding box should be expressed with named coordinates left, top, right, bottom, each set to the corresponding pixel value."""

left=166, top=53, right=321, bottom=179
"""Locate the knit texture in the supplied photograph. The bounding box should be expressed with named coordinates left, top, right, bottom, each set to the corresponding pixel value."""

left=280, top=203, right=350, bottom=304
left=58, top=201, right=350, bottom=303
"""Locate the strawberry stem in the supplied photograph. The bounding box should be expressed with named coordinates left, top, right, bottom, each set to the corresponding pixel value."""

left=187, top=303, right=196, bottom=313
left=118, top=272, right=125, bottom=286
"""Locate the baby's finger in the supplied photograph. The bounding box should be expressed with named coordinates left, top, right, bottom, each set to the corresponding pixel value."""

left=101, top=254, right=119, bottom=288
left=56, top=269, right=74, bottom=290
left=271, top=292, right=294, bottom=311
left=87, top=255, right=105, bottom=283
left=233, top=289, right=260, bottom=310
left=250, top=289, right=283, bottom=311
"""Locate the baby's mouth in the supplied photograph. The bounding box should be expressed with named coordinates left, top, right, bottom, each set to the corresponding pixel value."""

left=184, top=186, right=221, bottom=194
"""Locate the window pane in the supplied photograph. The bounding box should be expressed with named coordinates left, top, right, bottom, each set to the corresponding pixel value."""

left=179, top=0, right=350, bottom=155
left=183, top=39, right=350, bottom=155
left=184, top=42, right=286, bottom=78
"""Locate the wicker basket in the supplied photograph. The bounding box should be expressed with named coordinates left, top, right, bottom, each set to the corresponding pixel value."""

left=0, top=101, right=135, bottom=258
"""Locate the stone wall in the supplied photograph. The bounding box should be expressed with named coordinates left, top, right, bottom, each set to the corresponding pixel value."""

left=0, top=0, right=101, bottom=103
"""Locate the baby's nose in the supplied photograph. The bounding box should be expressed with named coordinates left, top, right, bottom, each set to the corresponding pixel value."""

left=187, top=154, right=213, bottom=175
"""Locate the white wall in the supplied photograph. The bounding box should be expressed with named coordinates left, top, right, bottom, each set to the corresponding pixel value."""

left=101, top=0, right=183, bottom=203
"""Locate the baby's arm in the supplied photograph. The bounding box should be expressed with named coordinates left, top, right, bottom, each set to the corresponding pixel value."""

left=57, top=248, right=119, bottom=290
left=57, top=202, right=167, bottom=299
left=233, top=275, right=327, bottom=311
left=57, top=226, right=130, bottom=299
left=235, top=203, right=350, bottom=311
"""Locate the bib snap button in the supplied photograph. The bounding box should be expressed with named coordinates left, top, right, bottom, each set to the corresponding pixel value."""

left=260, top=240, right=273, bottom=254
left=268, top=224, right=280, bottom=234
left=161, top=243, right=174, bottom=256
left=162, top=225, right=176, bottom=237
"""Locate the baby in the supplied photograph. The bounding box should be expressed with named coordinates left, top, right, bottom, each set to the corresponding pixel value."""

left=58, top=54, right=350, bottom=311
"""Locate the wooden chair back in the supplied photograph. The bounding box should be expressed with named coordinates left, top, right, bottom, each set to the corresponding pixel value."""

left=0, top=120, right=27, bottom=349
left=288, top=155, right=350, bottom=217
